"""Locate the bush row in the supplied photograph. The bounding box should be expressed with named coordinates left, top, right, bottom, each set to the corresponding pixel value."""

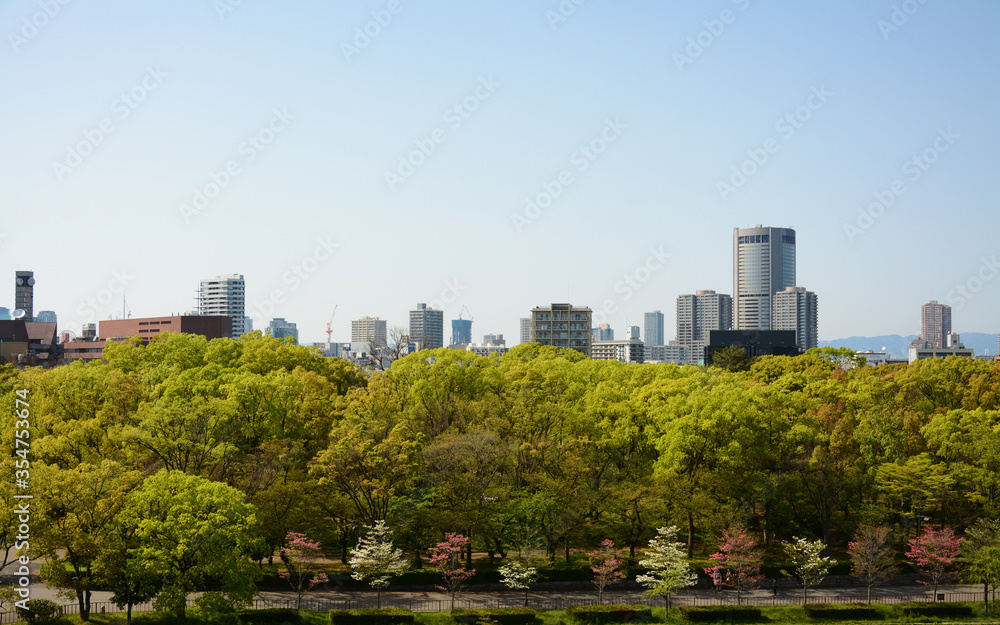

left=328, top=608, right=414, bottom=624
left=451, top=607, right=537, bottom=624
left=678, top=606, right=762, bottom=622
left=566, top=604, right=654, bottom=623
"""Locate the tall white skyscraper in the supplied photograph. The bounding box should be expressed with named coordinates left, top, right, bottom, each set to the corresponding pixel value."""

left=519, top=317, right=533, bottom=344
left=676, top=290, right=732, bottom=364
left=772, top=287, right=818, bottom=351
left=643, top=310, right=664, bottom=347
left=733, top=226, right=796, bottom=330
left=352, top=316, right=388, bottom=345
left=198, top=274, right=246, bottom=339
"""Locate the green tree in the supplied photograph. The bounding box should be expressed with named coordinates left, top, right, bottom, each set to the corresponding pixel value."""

left=122, top=470, right=263, bottom=619
left=962, top=519, right=1000, bottom=616
left=636, top=526, right=697, bottom=609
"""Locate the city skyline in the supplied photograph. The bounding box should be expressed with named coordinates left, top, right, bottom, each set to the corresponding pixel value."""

left=2, top=2, right=998, bottom=344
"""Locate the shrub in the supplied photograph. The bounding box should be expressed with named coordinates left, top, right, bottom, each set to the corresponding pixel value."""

left=566, top=604, right=654, bottom=623
left=451, top=607, right=538, bottom=624
left=16, top=599, right=63, bottom=624
left=678, top=605, right=762, bottom=622
left=893, top=602, right=975, bottom=618
left=238, top=608, right=303, bottom=624
left=801, top=603, right=881, bottom=620
left=328, top=608, right=415, bottom=624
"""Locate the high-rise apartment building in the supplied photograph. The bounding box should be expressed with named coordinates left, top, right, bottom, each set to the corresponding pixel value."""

left=268, top=318, right=299, bottom=343
left=530, top=303, right=592, bottom=356
left=14, top=271, right=35, bottom=321
left=352, top=316, right=388, bottom=345
left=451, top=319, right=472, bottom=345
left=198, top=274, right=246, bottom=339
left=592, top=323, right=614, bottom=342
left=643, top=310, right=664, bottom=347
left=35, top=311, right=57, bottom=324
left=409, top=303, right=444, bottom=350
left=676, top=290, right=732, bottom=364
left=625, top=325, right=640, bottom=340
left=772, top=287, right=818, bottom=351
left=520, top=317, right=533, bottom=344
left=920, top=300, right=952, bottom=349
left=733, top=226, right=796, bottom=330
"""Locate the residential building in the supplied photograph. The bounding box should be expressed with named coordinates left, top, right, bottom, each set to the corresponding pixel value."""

left=733, top=226, right=796, bottom=330
left=591, top=339, right=644, bottom=364
left=676, top=290, right=732, bottom=365
left=909, top=345, right=974, bottom=364
left=592, top=323, right=614, bottom=342
left=519, top=317, right=533, bottom=344
left=909, top=300, right=953, bottom=350
left=352, top=316, right=387, bottom=345
left=409, top=303, right=444, bottom=350
left=645, top=343, right=690, bottom=364
left=14, top=271, right=35, bottom=321
left=465, top=343, right=510, bottom=357
left=626, top=325, right=641, bottom=340
left=268, top=318, right=299, bottom=343
left=198, top=274, right=246, bottom=338
left=530, top=303, right=592, bottom=357
left=771, top=287, right=818, bottom=351
left=483, top=333, right=505, bottom=346
left=451, top=319, right=472, bottom=346
left=643, top=310, right=665, bottom=347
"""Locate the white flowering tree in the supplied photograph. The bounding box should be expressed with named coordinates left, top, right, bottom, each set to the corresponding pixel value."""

left=348, top=520, right=407, bottom=608
left=785, top=537, right=836, bottom=604
left=636, top=526, right=698, bottom=609
left=499, top=560, right=539, bottom=607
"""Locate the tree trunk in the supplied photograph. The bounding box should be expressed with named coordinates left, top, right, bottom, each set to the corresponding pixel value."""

left=341, top=535, right=349, bottom=565
left=867, top=584, right=872, bottom=604
left=983, top=582, right=988, bottom=617
left=687, top=510, right=695, bottom=558
left=466, top=533, right=473, bottom=568
left=78, top=588, right=91, bottom=621
left=565, top=536, right=570, bottom=564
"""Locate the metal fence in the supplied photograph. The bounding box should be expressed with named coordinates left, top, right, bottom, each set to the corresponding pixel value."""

left=0, top=590, right=986, bottom=622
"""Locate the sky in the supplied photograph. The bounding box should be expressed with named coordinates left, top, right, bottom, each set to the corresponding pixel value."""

left=1, top=1, right=998, bottom=345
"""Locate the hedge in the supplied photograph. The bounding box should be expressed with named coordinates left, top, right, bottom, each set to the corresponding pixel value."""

left=328, top=608, right=415, bottom=624
left=238, top=608, right=303, bottom=624
left=16, top=599, right=63, bottom=624
left=678, top=605, right=762, bottom=622
left=801, top=603, right=881, bottom=620
left=566, top=604, right=654, bottom=623
left=893, top=602, right=975, bottom=617
left=450, top=607, right=538, bottom=624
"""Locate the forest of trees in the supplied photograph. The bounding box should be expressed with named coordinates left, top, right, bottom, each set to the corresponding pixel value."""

left=2, top=332, right=999, bottom=616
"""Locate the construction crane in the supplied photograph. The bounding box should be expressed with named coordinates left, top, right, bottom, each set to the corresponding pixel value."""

left=458, top=304, right=474, bottom=322
left=325, top=305, right=338, bottom=350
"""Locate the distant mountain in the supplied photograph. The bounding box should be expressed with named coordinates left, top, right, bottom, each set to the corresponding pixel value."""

left=820, top=333, right=1000, bottom=359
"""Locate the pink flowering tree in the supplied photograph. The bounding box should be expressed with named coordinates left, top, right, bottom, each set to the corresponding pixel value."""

left=429, top=533, right=476, bottom=611
left=278, top=531, right=330, bottom=609
left=848, top=525, right=898, bottom=603
left=588, top=539, right=626, bottom=605
left=705, top=525, right=763, bottom=605
left=906, top=526, right=962, bottom=596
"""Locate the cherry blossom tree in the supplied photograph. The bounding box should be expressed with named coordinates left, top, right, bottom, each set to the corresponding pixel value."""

left=429, top=533, right=475, bottom=610
left=848, top=525, right=897, bottom=603
left=906, top=526, right=962, bottom=596
left=278, top=531, right=329, bottom=609
left=705, top=525, right=763, bottom=605
left=588, top=539, right=626, bottom=605
left=349, top=520, right=407, bottom=609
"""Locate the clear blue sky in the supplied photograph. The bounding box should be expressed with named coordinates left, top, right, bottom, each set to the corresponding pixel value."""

left=2, top=1, right=998, bottom=344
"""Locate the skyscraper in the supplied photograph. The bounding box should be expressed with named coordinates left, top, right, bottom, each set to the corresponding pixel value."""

left=676, top=290, right=732, bottom=364
left=733, top=226, right=796, bottom=330
left=643, top=310, right=664, bottom=347
left=920, top=300, right=952, bottom=349
left=198, top=274, right=245, bottom=339
left=409, top=303, right=444, bottom=350
left=268, top=318, right=299, bottom=343
left=352, top=316, right=388, bottom=345
left=519, top=317, right=533, bottom=344
left=772, top=287, right=818, bottom=351
left=451, top=318, right=472, bottom=345
left=14, top=271, right=35, bottom=321
left=530, top=303, right=592, bottom=356
left=592, top=323, right=614, bottom=342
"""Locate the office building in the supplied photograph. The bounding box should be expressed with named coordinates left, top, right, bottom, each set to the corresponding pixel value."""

left=268, top=318, right=299, bottom=343
left=733, top=226, right=796, bottom=330
left=63, top=315, right=232, bottom=363
left=409, top=303, right=444, bottom=350
left=530, top=303, right=592, bottom=357
left=198, top=274, right=246, bottom=338
left=591, top=339, right=644, bottom=364
left=352, top=316, right=388, bottom=345
left=625, top=325, right=640, bottom=340
left=451, top=318, right=472, bottom=346
left=0, top=307, right=11, bottom=321
left=644, top=311, right=664, bottom=347
left=705, top=330, right=800, bottom=364
left=772, top=287, right=818, bottom=351
left=483, top=333, right=505, bottom=346
left=14, top=271, right=35, bottom=321
left=645, top=343, right=690, bottom=364
left=909, top=344, right=974, bottom=364
left=676, top=290, right=732, bottom=365
left=592, top=323, right=614, bottom=342
left=35, top=311, right=57, bottom=324
left=520, top=317, right=533, bottom=344
left=465, top=343, right=510, bottom=357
